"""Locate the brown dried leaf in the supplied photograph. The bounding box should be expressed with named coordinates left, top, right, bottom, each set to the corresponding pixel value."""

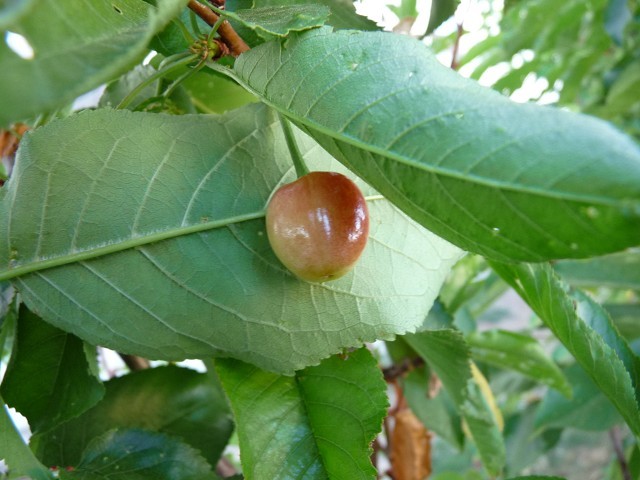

left=390, top=408, right=432, bottom=480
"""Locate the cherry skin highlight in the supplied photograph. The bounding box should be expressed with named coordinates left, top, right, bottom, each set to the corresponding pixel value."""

left=266, top=171, right=369, bottom=282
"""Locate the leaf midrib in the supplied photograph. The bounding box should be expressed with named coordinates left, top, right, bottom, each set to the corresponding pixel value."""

left=0, top=210, right=265, bottom=282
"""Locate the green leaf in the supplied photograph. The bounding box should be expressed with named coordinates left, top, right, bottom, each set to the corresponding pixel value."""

left=58, top=429, right=219, bottom=480
left=244, top=0, right=379, bottom=31
left=534, top=363, right=622, bottom=431
left=505, top=477, right=565, bottom=480
left=554, top=249, right=640, bottom=290
left=0, top=104, right=461, bottom=374
left=216, top=348, right=387, bottom=479
left=0, top=0, right=189, bottom=127
left=605, top=304, right=640, bottom=341
left=228, top=27, right=640, bottom=262
left=182, top=70, right=258, bottom=114
left=426, top=0, right=459, bottom=35
left=0, top=395, right=53, bottom=480
left=402, top=366, right=464, bottom=449
left=0, top=305, right=105, bottom=434
left=31, top=365, right=233, bottom=469
left=466, top=329, right=572, bottom=397
left=222, top=5, right=330, bottom=37
left=405, top=330, right=506, bottom=476
left=490, top=261, right=640, bottom=437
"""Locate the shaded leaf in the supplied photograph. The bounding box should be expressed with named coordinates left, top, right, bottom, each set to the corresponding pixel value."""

left=554, top=249, right=640, bottom=290
left=228, top=27, right=640, bottom=262
left=0, top=305, right=105, bottom=434
left=405, top=330, right=505, bottom=476
left=222, top=5, right=330, bottom=37
left=216, top=348, right=387, bottom=479
left=426, top=0, right=459, bottom=35
left=31, top=365, right=233, bottom=469
left=490, top=261, right=640, bottom=436
left=466, top=329, right=571, bottom=397
left=534, top=363, right=622, bottom=431
left=0, top=395, right=53, bottom=480
left=0, top=0, right=189, bottom=126
left=402, top=367, right=464, bottom=450
left=0, top=104, right=461, bottom=374
left=58, top=429, right=219, bottom=480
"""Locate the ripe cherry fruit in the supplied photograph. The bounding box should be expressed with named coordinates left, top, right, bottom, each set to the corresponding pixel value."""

left=266, top=171, right=369, bottom=282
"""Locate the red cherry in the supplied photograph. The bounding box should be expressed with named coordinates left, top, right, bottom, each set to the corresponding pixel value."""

left=266, top=171, right=369, bottom=282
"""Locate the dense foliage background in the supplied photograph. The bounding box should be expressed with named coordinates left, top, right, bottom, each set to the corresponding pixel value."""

left=1, top=0, right=639, bottom=479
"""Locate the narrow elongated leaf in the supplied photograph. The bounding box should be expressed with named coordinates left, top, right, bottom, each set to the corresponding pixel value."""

left=466, top=330, right=571, bottom=397
left=0, top=396, right=52, bottom=480
left=58, top=429, right=219, bottom=480
left=228, top=27, right=640, bottom=262
left=0, top=0, right=188, bottom=126
left=490, top=262, right=640, bottom=437
left=222, top=5, right=330, bottom=37
left=405, top=330, right=506, bottom=476
left=30, top=365, right=233, bottom=469
left=0, top=104, right=461, bottom=374
left=216, top=348, right=387, bottom=479
left=0, top=306, right=105, bottom=434
left=554, top=249, right=640, bottom=290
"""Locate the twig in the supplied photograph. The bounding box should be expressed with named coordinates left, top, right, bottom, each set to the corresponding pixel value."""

left=450, top=22, right=464, bottom=70
left=215, top=457, right=237, bottom=477
left=187, top=0, right=249, bottom=56
left=119, top=354, right=150, bottom=371
left=382, top=356, right=424, bottom=382
left=609, top=427, right=632, bottom=480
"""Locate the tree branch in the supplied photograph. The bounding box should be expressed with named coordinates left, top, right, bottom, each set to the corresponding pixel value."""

left=609, top=427, right=632, bottom=480
left=187, top=0, right=249, bottom=56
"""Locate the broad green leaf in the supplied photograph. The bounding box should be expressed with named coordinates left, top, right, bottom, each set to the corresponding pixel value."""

left=490, top=262, right=640, bottom=437
left=0, top=306, right=105, bottom=434
left=554, top=249, right=640, bottom=290
left=466, top=329, right=571, bottom=397
left=405, top=330, right=506, bottom=476
left=0, top=104, right=461, bottom=374
left=402, top=366, right=464, bottom=449
left=534, top=363, right=622, bottom=431
left=221, top=5, right=330, bottom=37
left=244, top=0, right=379, bottom=31
left=0, top=0, right=34, bottom=29
left=0, top=395, right=53, bottom=480
left=31, top=365, right=233, bottom=469
left=216, top=348, right=387, bottom=479
left=0, top=0, right=189, bottom=127
left=227, top=27, right=640, bottom=262
left=58, top=429, right=219, bottom=480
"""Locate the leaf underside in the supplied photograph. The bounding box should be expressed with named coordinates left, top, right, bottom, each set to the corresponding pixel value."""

left=0, top=104, right=461, bottom=374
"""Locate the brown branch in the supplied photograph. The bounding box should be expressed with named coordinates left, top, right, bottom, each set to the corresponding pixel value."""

left=383, top=356, right=425, bottom=382
left=450, top=22, right=464, bottom=70
left=187, top=0, right=249, bottom=56
left=119, top=353, right=150, bottom=371
left=609, top=427, right=632, bottom=480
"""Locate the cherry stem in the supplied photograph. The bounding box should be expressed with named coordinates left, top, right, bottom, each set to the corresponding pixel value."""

left=187, top=0, right=249, bottom=56
left=279, top=114, right=310, bottom=178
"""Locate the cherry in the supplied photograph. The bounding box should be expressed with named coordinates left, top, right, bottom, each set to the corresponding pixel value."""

left=266, top=171, right=369, bottom=282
